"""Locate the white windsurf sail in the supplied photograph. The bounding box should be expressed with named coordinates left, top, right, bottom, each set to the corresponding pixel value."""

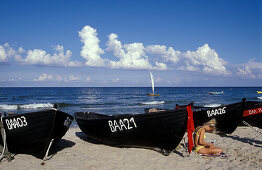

left=150, top=72, right=154, bottom=95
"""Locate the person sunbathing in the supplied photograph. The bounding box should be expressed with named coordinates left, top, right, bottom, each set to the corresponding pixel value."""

left=193, top=119, right=223, bottom=156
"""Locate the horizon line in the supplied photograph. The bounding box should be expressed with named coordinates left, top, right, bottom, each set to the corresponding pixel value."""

left=0, top=86, right=261, bottom=88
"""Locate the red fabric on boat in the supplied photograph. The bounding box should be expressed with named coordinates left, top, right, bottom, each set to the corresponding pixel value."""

left=243, top=107, right=262, bottom=117
left=186, top=105, right=195, bottom=154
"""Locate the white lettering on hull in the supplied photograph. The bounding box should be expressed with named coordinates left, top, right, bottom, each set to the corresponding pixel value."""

left=207, top=107, right=226, bottom=117
left=108, top=117, right=137, bottom=132
left=5, top=116, right=28, bottom=130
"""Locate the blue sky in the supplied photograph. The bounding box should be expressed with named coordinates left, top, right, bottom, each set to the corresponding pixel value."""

left=0, top=0, right=261, bottom=87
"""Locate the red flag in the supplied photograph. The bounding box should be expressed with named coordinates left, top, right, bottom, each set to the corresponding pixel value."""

left=186, top=105, right=195, bottom=154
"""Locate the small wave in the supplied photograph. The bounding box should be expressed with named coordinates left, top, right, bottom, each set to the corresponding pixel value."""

left=140, top=101, right=165, bottom=105
left=19, top=103, right=53, bottom=109
left=0, top=103, right=54, bottom=110
left=0, top=104, right=18, bottom=110
left=258, top=97, right=262, bottom=100
left=203, top=104, right=221, bottom=107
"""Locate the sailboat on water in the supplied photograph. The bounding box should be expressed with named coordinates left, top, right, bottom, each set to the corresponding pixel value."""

left=147, top=72, right=160, bottom=96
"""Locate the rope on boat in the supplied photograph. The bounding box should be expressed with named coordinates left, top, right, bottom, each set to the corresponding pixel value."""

left=41, top=138, right=54, bottom=165
left=242, top=121, right=262, bottom=135
left=0, top=116, right=12, bottom=162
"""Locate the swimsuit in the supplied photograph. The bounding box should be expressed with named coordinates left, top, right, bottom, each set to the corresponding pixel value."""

left=194, top=146, right=205, bottom=152
left=193, top=126, right=206, bottom=152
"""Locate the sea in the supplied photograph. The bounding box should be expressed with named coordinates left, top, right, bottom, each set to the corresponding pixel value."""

left=0, top=87, right=261, bottom=126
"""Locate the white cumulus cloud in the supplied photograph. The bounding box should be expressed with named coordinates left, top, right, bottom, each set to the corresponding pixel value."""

left=237, top=66, right=256, bottom=79
left=18, top=47, right=26, bottom=54
left=106, top=33, right=166, bottom=70
left=17, top=45, right=81, bottom=67
left=145, top=45, right=181, bottom=64
left=68, top=75, right=80, bottom=81
left=1, top=26, right=233, bottom=77
left=34, top=74, right=82, bottom=82
left=180, top=44, right=229, bottom=75
left=145, top=43, right=229, bottom=74
left=107, top=33, right=152, bottom=69
left=155, top=62, right=168, bottom=70
left=33, top=73, right=53, bottom=81
left=0, top=43, right=18, bottom=63
left=236, top=59, right=262, bottom=79
left=79, top=26, right=105, bottom=67
left=243, top=59, right=262, bottom=70
left=0, top=45, right=7, bottom=63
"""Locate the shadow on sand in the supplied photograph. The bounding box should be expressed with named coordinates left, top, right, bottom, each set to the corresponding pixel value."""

left=220, top=134, right=262, bottom=148
left=75, top=131, right=103, bottom=145
left=50, top=139, right=76, bottom=154
left=9, top=139, right=76, bottom=160
left=75, top=131, right=183, bottom=156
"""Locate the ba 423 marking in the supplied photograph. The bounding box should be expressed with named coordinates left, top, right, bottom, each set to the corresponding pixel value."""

left=108, top=117, right=137, bottom=133
left=207, top=107, right=226, bottom=117
left=5, top=116, right=28, bottom=130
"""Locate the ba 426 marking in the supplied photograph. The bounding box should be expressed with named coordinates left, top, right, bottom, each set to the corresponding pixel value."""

left=207, top=107, right=226, bottom=117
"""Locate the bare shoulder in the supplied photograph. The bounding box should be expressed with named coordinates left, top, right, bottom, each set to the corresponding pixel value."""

left=198, top=127, right=205, bottom=134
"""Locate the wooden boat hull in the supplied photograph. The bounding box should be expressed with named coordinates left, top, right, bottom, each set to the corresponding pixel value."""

left=75, top=109, right=188, bottom=152
left=193, top=99, right=262, bottom=132
left=193, top=102, right=243, bottom=134
left=147, top=94, right=154, bottom=96
left=242, top=100, right=262, bottom=129
left=147, top=94, right=160, bottom=96
left=0, top=109, right=73, bottom=158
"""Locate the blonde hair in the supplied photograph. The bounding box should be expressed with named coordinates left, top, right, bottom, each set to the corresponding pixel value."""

left=205, top=119, right=216, bottom=129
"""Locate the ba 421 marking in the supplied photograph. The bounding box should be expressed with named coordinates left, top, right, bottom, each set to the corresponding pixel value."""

left=207, top=107, right=226, bottom=117
left=108, top=117, right=137, bottom=133
left=5, top=116, right=28, bottom=130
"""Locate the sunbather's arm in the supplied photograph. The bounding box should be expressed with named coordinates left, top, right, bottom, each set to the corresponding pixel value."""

left=198, top=129, right=214, bottom=147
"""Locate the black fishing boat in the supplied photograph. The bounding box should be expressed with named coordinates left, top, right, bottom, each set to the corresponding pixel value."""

left=192, top=103, right=243, bottom=134
left=242, top=99, right=262, bottom=129
left=177, top=99, right=262, bottom=133
left=175, top=101, right=244, bottom=134
left=0, top=108, right=73, bottom=160
left=75, top=107, right=189, bottom=155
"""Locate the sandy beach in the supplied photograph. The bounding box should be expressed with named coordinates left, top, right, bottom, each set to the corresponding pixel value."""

left=1, top=126, right=261, bottom=170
